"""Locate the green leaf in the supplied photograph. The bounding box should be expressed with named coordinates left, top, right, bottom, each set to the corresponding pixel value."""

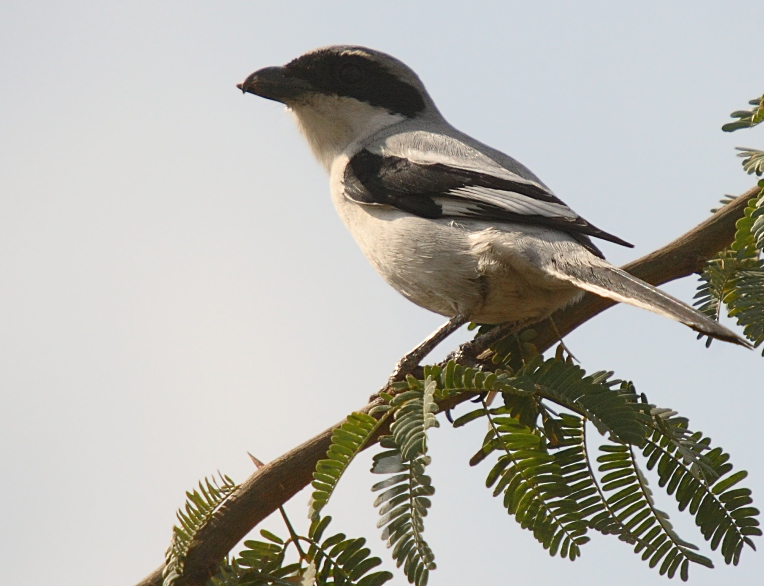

left=722, top=95, right=764, bottom=132
left=695, top=189, right=764, bottom=352
left=309, top=412, right=382, bottom=522
left=371, top=377, right=439, bottom=586
left=212, top=516, right=393, bottom=586
left=473, top=407, right=590, bottom=560
left=643, top=428, right=760, bottom=566
left=727, top=268, right=764, bottom=352
left=595, top=443, right=714, bottom=579
left=736, top=148, right=764, bottom=176
left=438, top=357, right=649, bottom=444
left=508, top=357, right=649, bottom=445
left=164, top=473, right=239, bottom=586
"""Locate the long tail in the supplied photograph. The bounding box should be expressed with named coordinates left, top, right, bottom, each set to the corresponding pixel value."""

left=549, top=261, right=750, bottom=347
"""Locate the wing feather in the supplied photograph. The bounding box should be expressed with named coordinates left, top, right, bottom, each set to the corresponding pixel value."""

left=343, top=148, right=633, bottom=254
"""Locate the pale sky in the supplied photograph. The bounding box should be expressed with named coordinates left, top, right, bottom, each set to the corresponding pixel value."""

left=1, top=2, right=762, bottom=585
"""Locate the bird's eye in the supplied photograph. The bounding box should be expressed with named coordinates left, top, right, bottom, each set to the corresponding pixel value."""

left=338, top=63, right=363, bottom=85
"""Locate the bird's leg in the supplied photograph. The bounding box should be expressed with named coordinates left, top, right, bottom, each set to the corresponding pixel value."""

left=389, top=314, right=470, bottom=383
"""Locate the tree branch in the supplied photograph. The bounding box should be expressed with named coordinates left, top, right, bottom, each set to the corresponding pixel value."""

left=135, top=186, right=759, bottom=586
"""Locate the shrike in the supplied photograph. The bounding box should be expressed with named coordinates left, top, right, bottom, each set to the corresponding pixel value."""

left=238, top=46, right=746, bottom=370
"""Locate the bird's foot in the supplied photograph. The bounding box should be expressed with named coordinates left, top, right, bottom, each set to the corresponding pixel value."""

left=370, top=314, right=471, bottom=402
left=447, top=319, right=535, bottom=366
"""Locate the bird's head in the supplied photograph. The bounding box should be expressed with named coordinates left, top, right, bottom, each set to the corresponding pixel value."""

left=238, top=46, right=439, bottom=170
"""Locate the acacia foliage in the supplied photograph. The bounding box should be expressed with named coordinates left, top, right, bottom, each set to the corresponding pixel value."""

left=696, top=92, right=764, bottom=352
left=178, top=344, right=760, bottom=585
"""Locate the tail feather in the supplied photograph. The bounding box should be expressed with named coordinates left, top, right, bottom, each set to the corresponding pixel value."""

left=551, top=262, right=751, bottom=348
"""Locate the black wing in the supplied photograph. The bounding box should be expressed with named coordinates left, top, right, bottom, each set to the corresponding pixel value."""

left=343, top=149, right=632, bottom=258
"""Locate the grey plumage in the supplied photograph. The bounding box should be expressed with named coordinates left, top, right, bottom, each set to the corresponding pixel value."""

left=548, top=258, right=745, bottom=344
left=239, top=46, right=747, bottom=348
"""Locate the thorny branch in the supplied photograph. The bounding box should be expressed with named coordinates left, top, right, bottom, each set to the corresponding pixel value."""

left=135, top=186, right=759, bottom=586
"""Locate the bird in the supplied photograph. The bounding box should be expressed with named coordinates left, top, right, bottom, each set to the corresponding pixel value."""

left=237, top=45, right=747, bottom=373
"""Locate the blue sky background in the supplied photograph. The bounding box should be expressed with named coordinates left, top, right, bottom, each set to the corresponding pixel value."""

left=1, top=2, right=763, bottom=585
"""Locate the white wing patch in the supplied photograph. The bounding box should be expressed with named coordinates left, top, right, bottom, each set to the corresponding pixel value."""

left=444, top=186, right=579, bottom=219
left=373, top=136, right=581, bottom=221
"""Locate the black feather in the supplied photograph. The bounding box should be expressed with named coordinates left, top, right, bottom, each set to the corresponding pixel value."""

left=344, top=149, right=632, bottom=258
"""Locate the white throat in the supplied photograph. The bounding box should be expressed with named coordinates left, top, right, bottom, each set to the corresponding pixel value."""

left=289, top=95, right=405, bottom=172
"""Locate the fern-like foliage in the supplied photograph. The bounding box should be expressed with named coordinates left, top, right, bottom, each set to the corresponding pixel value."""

left=441, top=355, right=652, bottom=558
left=648, top=407, right=718, bottom=485
left=593, top=402, right=760, bottom=580
left=435, top=349, right=760, bottom=580
left=309, top=412, right=382, bottom=521
left=736, top=148, right=764, bottom=176
left=307, top=516, right=393, bottom=586
left=701, top=95, right=764, bottom=347
left=722, top=94, right=764, bottom=132
left=727, top=267, right=764, bottom=349
left=507, top=357, right=649, bottom=445
left=705, top=94, right=764, bottom=346
left=752, top=186, right=764, bottom=250
left=733, top=187, right=764, bottom=258
left=370, top=376, right=438, bottom=586
left=551, top=414, right=645, bottom=543
left=642, top=429, right=761, bottom=566
left=232, top=529, right=302, bottom=585
left=694, top=250, right=744, bottom=325
left=596, top=444, right=712, bottom=580
left=694, top=186, right=764, bottom=352
left=164, top=473, right=239, bottom=586
left=457, top=404, right=590, bottom=559
left=208, top=517, right=392, bottom=586
left=434, top=357, right=648, bottom=445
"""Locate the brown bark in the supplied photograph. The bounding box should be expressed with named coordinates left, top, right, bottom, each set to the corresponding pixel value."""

left=135, top=186, right=759, bottom=586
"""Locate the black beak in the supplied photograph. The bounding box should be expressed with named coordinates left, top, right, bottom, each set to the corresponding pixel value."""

left=236, top=66, right=313, bottom=104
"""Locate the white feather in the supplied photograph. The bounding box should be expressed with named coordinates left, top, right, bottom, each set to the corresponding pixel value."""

left=448, top=186, right=579, bottom=219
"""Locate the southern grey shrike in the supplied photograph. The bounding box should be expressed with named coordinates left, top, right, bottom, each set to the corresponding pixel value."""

left=238, top=46, right=746, bottom=371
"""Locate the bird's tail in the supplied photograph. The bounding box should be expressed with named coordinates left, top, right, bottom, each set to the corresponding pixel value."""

left=549, top=261, right=750, bottom=347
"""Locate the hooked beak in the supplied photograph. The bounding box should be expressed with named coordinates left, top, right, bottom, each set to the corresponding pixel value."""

left=237, top=66, right=313, bottom=104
